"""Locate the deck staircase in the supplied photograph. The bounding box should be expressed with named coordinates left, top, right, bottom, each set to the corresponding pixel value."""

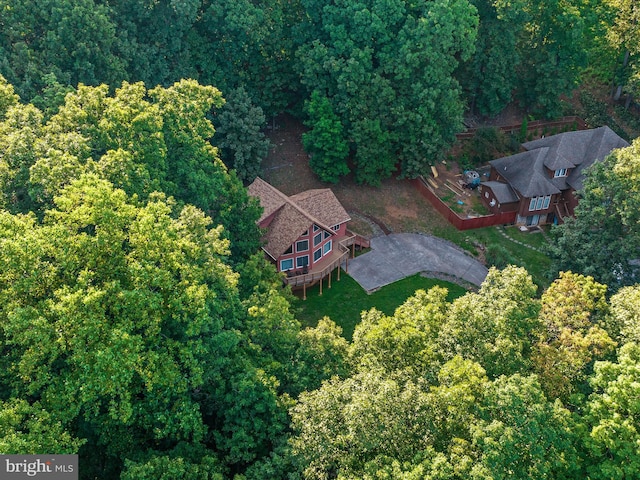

left=284, top=231, right=370, bottom=299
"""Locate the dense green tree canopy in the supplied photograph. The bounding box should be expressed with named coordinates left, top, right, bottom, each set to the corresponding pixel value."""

left=0, top=176, right=230, bottom=474
left=0, top=78, right=261, bottom=260
left=459, top=0, right=525, bottom=116
left=302, top=90, right=350, bottom=183
left=0, top=175, right=303, bottom=478
left=213, top=87, right=271, bottom=183
left=0, top=0, right=632, bottom=184
left=549, top=139, right=640, bottom=290
left=583, top=342, right=640, bottom=479
left=460, top=0, right=587, bottom=118
left=297, top=0, right=478, bottom=184
left=0, top=3, right=639, bottom=479
left=290, top=270, right=589, bottom=479
left=0, top=0, right=127, bottom=100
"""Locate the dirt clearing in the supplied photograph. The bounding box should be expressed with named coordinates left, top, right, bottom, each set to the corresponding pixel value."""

left=261, top=114, right=452, bottom=238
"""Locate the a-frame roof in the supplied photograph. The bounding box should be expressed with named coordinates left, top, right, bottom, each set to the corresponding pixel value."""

left=248, top=178, right=350, bottom=259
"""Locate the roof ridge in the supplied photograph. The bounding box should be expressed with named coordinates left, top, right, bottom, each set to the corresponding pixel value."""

left=254, top=177, right=337, bottom=235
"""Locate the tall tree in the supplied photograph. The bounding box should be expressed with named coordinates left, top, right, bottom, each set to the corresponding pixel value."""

left=471, top=374, right=580, bottom=479
left=89, top=0, right=200, bottom=89
left=0, top=0, right=127, bottom=100
left=438, top=266, right=541, bottom=378
left=515, top=0, right=587, bottom=117
left=0, top=175, right=295, bottom=478
left=583, top=342, right=640, bottom=479
left=0, top=79, right=261, bottom=260
left=532, top=272, right=616, bottom=402
left=193, top=0, right=302, bottom=115
left=296, top=0, right=478, bottom=184
left=602, top=0, right=640, bottom=105
left=458, top=0, right=526, bottom=116
left=0, top=176, right=235, bottom=475
left=609, top=285, right=640, bottom=344
left=350, top=287, right=450, bottom=384
left=460, top=0, right=587, bottom=118
left=213, top=87, right=270, bottom=183
left=0, top=93, right=43, bottom=212
left=549, top=140, right=640, bottom=290
left=0, top=74, right=19, bottom=118
left=149, top=79, right=262, bottom=259
left=302, top=90, right=350, bottom=183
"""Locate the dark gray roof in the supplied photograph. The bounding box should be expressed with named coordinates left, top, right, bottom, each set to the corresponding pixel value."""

left=491, top=126, right=629, bottom=198
left=566, top=126, right=629, bottom=190
left=490, top=148, right=562, bottom=197
left=482, top=181, right=519, bottom=203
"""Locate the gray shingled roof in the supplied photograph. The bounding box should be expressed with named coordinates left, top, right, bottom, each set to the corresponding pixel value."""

left=489, top=126, right=629, bottom=198
left=566, top=126, right=629, bottom=190
left=490, top=148, right=562, bottom=197
left=483, top=181, right=520, bottom=204
left=247, top=178, right=351, bottom=260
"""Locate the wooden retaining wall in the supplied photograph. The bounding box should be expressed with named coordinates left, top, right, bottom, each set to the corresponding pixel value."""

left=412, top=177, right=516, bottom=230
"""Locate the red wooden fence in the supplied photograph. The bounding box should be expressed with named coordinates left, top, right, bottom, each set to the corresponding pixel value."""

left=412, top=177, right=516, bottom=230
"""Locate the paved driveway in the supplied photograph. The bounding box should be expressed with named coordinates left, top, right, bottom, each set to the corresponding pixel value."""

left=344, top=233, right=488, bottom=292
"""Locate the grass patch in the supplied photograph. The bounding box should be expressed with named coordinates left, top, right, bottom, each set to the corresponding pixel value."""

left=293, top=273, right=468, bottom=340
left=433, top=225, right=552, bottom=291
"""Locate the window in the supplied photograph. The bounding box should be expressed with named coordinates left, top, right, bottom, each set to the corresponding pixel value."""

left=554, top=168, right=568, bottom=177
left=529, top=195, right=551, bottom=211
left=313, top=232, right=322, bottom=246
left=296, top=255, right=309, bottom=268
left=313, top=224, right=319, bottom=232
left=323, top=240, right=332, bottom=255
left=302, top=229, right=309, bottom=236
left=332, top=224, right=341, bottom=231
left=324, top=231, right=331, bottom=240
left=296, top=239, right=309, bottom=252
left=280, top=258, right=293, bottom=271
left=284, top=245, right=293, bottom=254
left=313, top=248, right=322, bottom=262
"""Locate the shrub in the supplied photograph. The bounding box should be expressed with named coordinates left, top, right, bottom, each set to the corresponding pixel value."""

left=485, top=243, right=516, bottom=270
left=464, top=127, right=509, bottom=167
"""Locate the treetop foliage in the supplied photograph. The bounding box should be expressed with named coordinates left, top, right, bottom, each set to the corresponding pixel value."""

left=549, top=138, right=640, bottom=290
left=0, top=1, right=639, bottom=478
left=0, top=77, right=262, bottom=260
left=1, top=0, right=623, bottom=184
left=289, top=267, right=639, bottom=480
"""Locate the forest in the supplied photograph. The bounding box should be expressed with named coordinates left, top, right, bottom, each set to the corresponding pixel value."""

left=0, top=0, right=639, bottom=479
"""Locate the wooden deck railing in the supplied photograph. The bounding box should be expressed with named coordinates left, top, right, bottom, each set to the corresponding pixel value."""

left=283, top=232, right=370, bottom=298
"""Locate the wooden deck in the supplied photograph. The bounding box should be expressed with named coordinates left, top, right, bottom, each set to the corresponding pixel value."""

left=284, top=231, right=370, bottom=299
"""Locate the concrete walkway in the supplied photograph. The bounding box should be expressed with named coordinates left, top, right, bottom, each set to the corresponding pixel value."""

left=344, top=233, right=488, bottom=292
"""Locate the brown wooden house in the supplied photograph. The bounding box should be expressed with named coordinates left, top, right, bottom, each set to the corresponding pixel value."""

left=248, top=177, right=353, bottom=275
left=479, top=126, right=629, bottom=226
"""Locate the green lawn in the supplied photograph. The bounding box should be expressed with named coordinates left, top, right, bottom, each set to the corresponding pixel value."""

left=292, top=273, right=468, bottom=340
left=433, top=224, right=552, bottom=290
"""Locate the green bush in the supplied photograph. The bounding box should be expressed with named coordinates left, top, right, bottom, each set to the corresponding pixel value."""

left=579, top=91, right=629, bottom=140
left=485, top=243, right=516, bottom=270
left=463, top=127, right=510, bottom=167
